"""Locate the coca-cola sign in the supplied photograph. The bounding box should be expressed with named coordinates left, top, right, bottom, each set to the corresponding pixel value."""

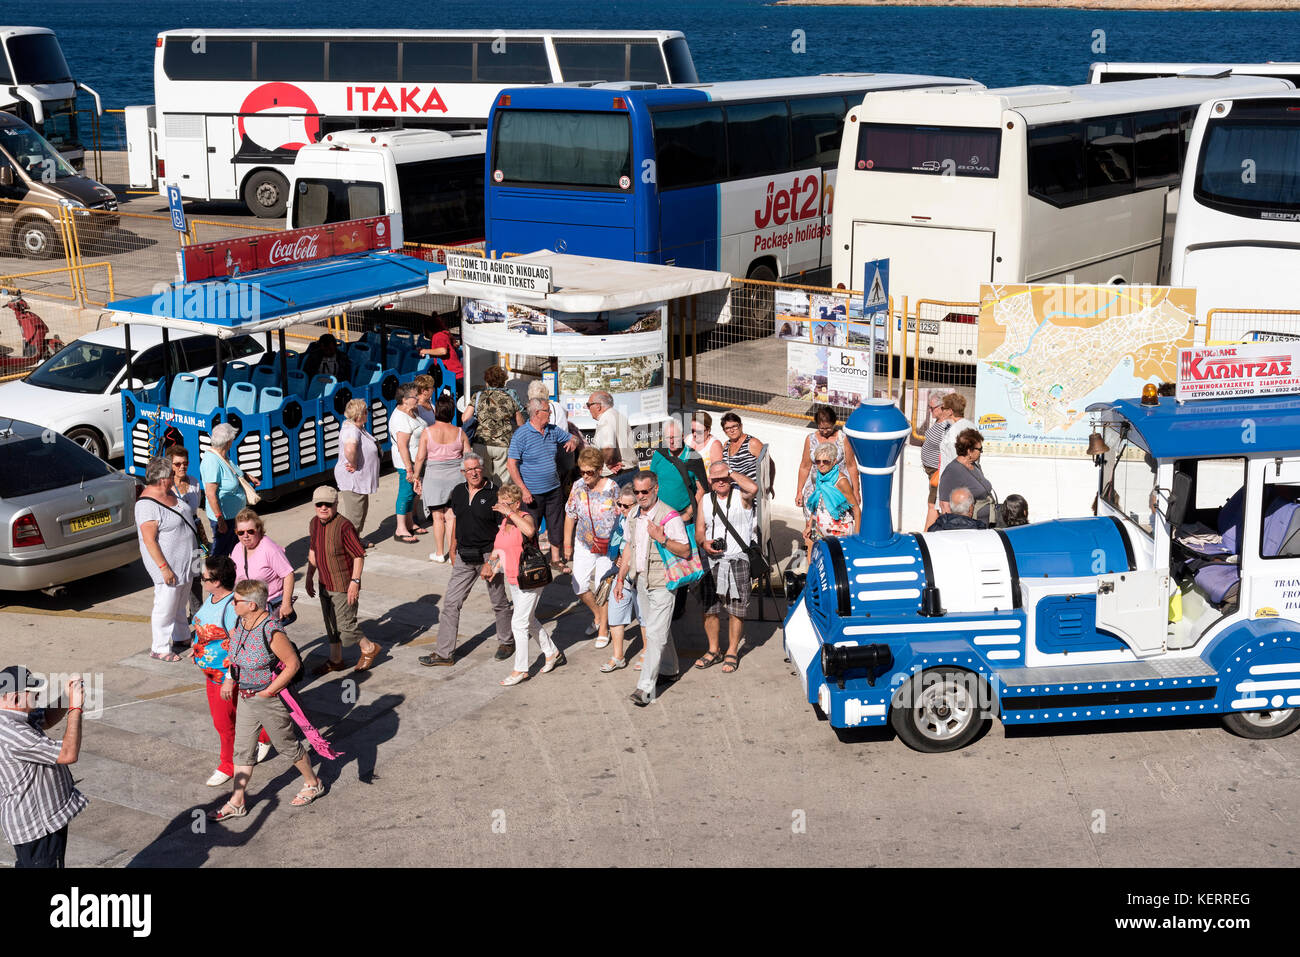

left=182, top=216, right=392, bottom=282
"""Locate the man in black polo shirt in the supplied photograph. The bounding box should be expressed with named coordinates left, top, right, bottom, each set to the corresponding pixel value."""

left=419, top=453, right=516, bottom=666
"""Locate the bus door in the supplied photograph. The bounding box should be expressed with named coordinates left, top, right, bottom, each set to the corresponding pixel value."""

left=206, top=117, right=239, bottom=200
left=164, top=114, right=210, bottom=198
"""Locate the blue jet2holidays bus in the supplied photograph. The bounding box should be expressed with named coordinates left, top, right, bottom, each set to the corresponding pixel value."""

left=787, top=382, right=1300, bottom=752
left=105, top=216, right=454, bottom=497
left=482, top=74, right=981, bottom=286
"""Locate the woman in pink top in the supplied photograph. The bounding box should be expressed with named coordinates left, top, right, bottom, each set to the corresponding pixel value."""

left=485, top=483, right=563, bottom=686
left=230, top=508, right=297, bottom=626
left=412, top=393, right=472, bottom=564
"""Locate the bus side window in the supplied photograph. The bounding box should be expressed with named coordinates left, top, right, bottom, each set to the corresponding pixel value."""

left=1028, top=122, right=1086, bottom=207
left=790, top=96, right=847, bottom=169
left=652, top=107, right=726, bottom=190
left=1085, top=115, right=1134, bottom=199
left=1134, top=109, right=1182, bottom=189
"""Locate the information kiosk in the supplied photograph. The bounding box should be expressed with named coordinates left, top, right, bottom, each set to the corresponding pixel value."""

left=106, top=217, right=452, bottom=497
left=429, top=251, right=731, bottom=455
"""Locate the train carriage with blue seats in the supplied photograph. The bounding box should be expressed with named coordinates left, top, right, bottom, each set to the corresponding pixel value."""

left=105, top=217, right=457, bottom=498
left=785, top=382, right=1300, bottom=752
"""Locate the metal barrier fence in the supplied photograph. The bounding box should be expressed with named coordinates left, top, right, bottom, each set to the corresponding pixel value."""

left=1205, top=308, right=1300, bottom=344
left=691, top=277, right=899, bottom=423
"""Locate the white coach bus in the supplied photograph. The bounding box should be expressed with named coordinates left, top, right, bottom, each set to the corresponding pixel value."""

left=287, top=127, right=486, bottom=248
left=1171, top=92, right=1300, bottom=331
left=133, top=28, right=697, bottom=217
left=1089, top=62, right=1300, bottom=84
left=0, top=26, right=102, bottom=169
left=831, top=75, right=1293, bottom=363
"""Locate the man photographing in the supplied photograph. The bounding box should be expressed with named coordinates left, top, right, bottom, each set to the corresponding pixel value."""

left=0, top=667, right=88, bottom=868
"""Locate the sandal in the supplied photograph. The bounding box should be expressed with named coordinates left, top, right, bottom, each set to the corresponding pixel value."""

left=600, top=657, right=627, bottom=673
left=209, top=800, right=247, bottom=821
left=721, top=654, right=740, bottom=674
left=501, top=671, right=530, bottom=686
left=694, top=651, right=724, bottom=670
left=149, top=651, right=183, bottom=662
left=593, top=633, right=611, bottom=649
left=291, top=782, right=326, bottom=807
left=412, top=526, right=430, bottom=535
left=551, top=559, right=572, bottom=574
left=395, top=535, right=420, bottom=544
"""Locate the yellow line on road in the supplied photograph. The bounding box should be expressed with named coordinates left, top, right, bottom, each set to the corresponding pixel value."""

left=0, top=607, right=150, bottom=623
left=134, top=682, right=206, bottom=700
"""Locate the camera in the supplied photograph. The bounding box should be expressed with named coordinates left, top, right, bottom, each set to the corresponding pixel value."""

left=709, top=538, right=727, bottom=552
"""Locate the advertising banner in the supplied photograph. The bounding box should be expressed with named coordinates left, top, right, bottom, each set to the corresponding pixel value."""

left=827, top=347, right=875, bottom=407
left=1177, top=342, right=1300, bottom=400
left=787, top=342, right=829, bottom=403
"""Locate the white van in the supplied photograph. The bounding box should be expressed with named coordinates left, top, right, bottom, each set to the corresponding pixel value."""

left=286, top=128, right=486, bottom=248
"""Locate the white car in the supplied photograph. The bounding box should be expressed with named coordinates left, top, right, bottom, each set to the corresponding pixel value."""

left=0, top=326, right=265, bottom=459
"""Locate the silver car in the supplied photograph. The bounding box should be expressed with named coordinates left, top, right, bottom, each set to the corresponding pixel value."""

left=0, top=418, right=140, bottom=591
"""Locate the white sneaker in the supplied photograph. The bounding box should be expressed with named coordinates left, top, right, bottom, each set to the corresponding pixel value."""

left=206, top=769, right=232, bottom=787
left=256, top=741, right=272, bottom=764
left=429, top=551, right=447, bottom=564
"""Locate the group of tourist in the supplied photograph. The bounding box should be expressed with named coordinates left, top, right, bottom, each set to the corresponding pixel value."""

left=919, top=390, right=1028, bottom=532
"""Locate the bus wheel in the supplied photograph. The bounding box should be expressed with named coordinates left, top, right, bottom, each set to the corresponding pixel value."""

left=736, top=264, right=777, bottom=338
left=244, top=170, right=288, bottom=219
left=890, top=668, right=991, bottom=753
left=1222, top=708, right=1300, bottom=740
left=14, top=218, right=58, bottom=259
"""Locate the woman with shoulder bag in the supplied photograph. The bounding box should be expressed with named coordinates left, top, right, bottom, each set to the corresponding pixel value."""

left=937, top=429, right=999, bottom=526
left=202, top=423, right=259, bottom=557
left=563, top=447, right=620, bottom=649
left=136, top=455, right=200, bottom=662
left=211, top=579, right=328, bottom=821
left=487, top=484, right=564, bottom=686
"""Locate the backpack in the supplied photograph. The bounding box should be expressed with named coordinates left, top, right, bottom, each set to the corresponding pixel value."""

left=246, top=616, right=305, bottom=688
left=476, top=388, right=519, bottom=447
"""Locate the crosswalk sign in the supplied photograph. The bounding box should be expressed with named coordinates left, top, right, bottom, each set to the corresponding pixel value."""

left=864, top=259, right=888, bottom=310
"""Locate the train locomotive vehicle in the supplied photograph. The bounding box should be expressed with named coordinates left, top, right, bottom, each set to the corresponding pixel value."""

left=784, top=392, right=1300, bottom=752
left=105, top=216, right=455, bottom=495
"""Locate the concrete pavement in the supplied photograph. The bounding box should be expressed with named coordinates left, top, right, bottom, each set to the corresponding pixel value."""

left=0, top=469, right=1297, bottom=868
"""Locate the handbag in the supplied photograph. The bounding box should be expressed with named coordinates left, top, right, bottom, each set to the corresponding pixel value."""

left=237, top=471, right=261, bottom=506
left=710, top=490, right=771, bottom=579
left=147, top=496, right=207, bottom=577
left=511, top=519, right=552, bottom=589
left=645, top=507, right=704, bottom=592
left=593, top=567, right=616, bottom=606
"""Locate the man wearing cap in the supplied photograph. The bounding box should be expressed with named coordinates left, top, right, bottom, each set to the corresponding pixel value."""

left=0, top=667, right=87, bottom=868
left=304, top=486, right=381, bottom=674
left=303, top=333, right=353, bottom=383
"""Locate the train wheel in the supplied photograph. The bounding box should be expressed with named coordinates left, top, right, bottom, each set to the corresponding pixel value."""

left=890, top=668, right=990, bottom=753
left=1222, top=708, right=1300, bottom=740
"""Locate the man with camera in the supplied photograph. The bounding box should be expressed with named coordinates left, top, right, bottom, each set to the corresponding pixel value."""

left=695, top=462, right=758, bottom=674
left=0, top=667, right=88, bottom=868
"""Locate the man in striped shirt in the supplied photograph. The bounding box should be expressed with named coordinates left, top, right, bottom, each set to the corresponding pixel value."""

left=0, top=667, right=87, bottom=868
left=305, top=486, right=382, bottom=675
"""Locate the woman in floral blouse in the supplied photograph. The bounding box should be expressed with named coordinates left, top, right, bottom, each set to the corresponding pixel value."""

left=563, top=447, right=621, bottom=649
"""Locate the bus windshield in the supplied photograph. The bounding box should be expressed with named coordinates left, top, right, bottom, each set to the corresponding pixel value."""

left=493, top=110, right=631, bottom=189
left=5, top=34, right=73, bottom=85
left=0, top=123, right=79, bottom=180
left=1195, top=104, right=1300, bottom=216
left=293, top=178, right=385, bottom=228
left=856, top=123, right=1001, bottom=177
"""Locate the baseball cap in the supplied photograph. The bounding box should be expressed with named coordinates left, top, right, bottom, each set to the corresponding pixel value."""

left=0, top=665, right=47, bottom=698
left=313, top=486, right=339, bottom=506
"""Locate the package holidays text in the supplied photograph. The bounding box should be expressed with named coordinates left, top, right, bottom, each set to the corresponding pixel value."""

left=754, top=222, right=825, bottom=252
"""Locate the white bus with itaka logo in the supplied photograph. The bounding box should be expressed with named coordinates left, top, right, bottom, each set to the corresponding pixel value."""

left=130, top=28, right=697, bottom=218
left=0, top=26, right=102, bottom=169
left=830, top=75, right=1293, bottom=364
left=1170, top=92, right=1300, bottom=331
left=287, top=127, right=486, bottom=248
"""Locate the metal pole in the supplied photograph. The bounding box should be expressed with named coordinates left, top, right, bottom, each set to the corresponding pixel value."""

left=215, top=337, right=226, bottom=407
left=278, top=328, right=289, bottom=394
left=690, top=296, right=698, bottom=406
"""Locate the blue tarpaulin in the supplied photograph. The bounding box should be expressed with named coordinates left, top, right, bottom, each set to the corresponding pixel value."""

left=107, top=251, right=445, bottom=336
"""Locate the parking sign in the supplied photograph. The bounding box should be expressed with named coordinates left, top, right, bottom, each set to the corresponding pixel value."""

left=167, top=185, right=187, bottom=233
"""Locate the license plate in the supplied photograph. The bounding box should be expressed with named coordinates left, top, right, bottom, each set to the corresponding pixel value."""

left=905, top=318, right=941, bottom=335
left=69, top=509, right=111, bottom=534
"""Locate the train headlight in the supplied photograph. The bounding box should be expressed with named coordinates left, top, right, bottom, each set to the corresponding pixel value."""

left=821, top=643, right=894, bottom=687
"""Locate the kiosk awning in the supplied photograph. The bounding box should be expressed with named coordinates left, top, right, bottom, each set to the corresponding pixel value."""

left=106, top=252, right=445, bottom=337
left=428, top=251, right=732, bottom=312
